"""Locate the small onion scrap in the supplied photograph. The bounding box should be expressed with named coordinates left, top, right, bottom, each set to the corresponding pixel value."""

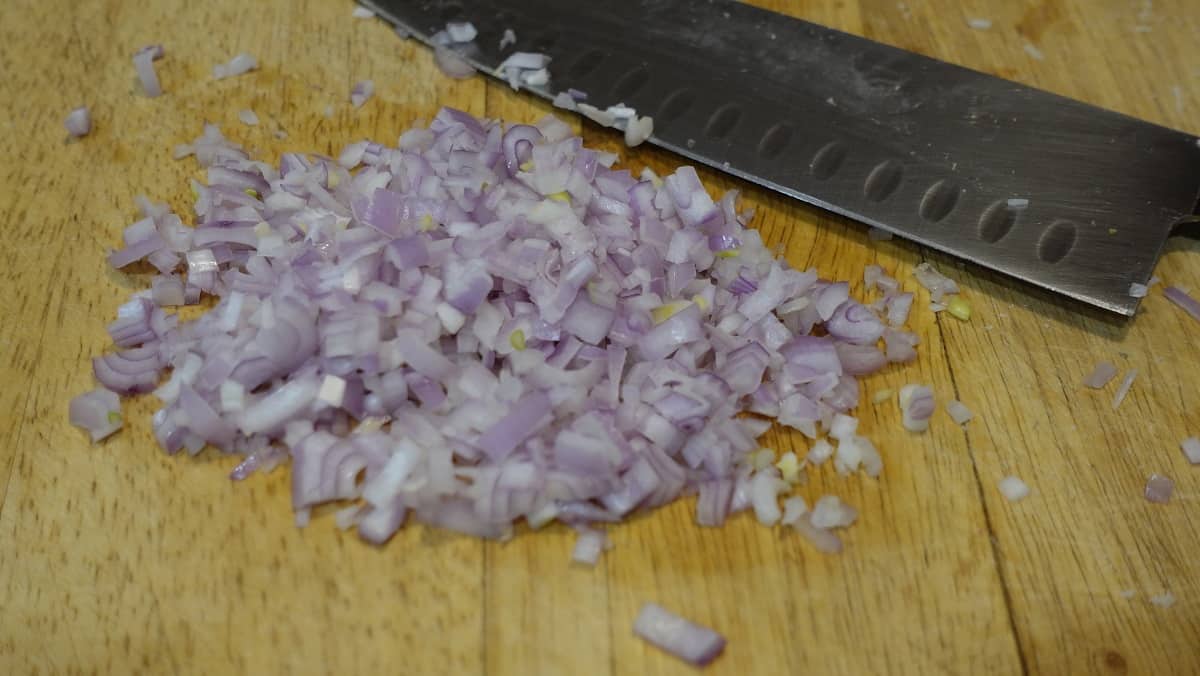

left=65, top=106, right=92, bottom=137
left=1182, top=437, right=1200, bottom=465
left=1144, top=474, right=1173, bottom=504
left=1164, top=286, right=1200, bottom=324
left=1083, top=361, right=1118, bottom=389
left=998, top=476, right=1030, bottom=502
left=213, top=53, right=258, bottom=80
left=75, top=108, right=920, bottom=550
left=69, top=389, right=123, bottom=442
left=633, top=603, right=726, bottom=667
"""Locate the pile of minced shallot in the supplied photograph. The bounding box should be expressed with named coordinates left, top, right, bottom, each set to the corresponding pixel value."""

left=72, top=107, right=923, bottom=549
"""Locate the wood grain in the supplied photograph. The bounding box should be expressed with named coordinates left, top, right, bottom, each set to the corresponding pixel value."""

left=1, top=0, right=1197, bottom=674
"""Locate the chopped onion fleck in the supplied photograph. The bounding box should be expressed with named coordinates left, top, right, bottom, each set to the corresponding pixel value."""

left=1144, top=474, right=1173, bottom=504
left=810, top=495, right=858, bottom=529
left=69, top=389, right=123, bottom=442
left=899, top=384, right=934, bottom=432
left=213, top=53, right=257, bottom=80
left=133, top=48, right=163, bottom=97
left=624, top=115, right=654, bottom=147
left=1164, top=286, right=1200, bottom=324
left=945, top=399, right=973, bottom=424
left=73, top=108, right=914, bottom=548
left=352, top=6, right=375, bottom=19
left=633, top=603, right=726, bottom=667
left=499, top=28, right=517, bottom=49
left=65, top=106, right=92, bottom=137
left=445, top=21, right=478, bottom=43
left=998, top=476, right=1030, bottom=502
left=1083, top=361, right=1118, bottom=389
left=238, top=109, right=259, bottom=126
left=968, top=18, right=993, bottom=30
left=1112, top=369, right=1137, bottom=409
left=1149, top=592, right=1176, bottom=608
left=1181, top=437, right=1200, bottom=465
left=571, top=528, right=610, bottom=566
left=350, top=79, right=375, bottom=108
left=1006, top=197, right=1029, bottom=209
left=434, top=47, right=476, bottom=79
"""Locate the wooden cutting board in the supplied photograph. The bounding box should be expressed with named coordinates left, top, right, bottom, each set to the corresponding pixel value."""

left=1, top=0, right=1197, bottom=674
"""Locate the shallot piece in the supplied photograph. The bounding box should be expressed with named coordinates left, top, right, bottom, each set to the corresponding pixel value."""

left=499, top=28, right=517, bottom=49
left=1181, top=437, right=1200, bottom=465
left=998, top=476, right=1030, bottom=502
left=1150, top=592, right=1177, bottom=608
left=633, top=603, right=726, bottom=667
left=1164, top=286, right=1200, bottom=324
left=433, top=47, right=476, bottom=79
left=237, top=109, right=259, bottom=126
left=1144, top=474, right=1173, bottom=504
left=75, top=108, right=909, bottom=547
left=352, top=6, right=375, bottom=19
left=624, top=115, right=654, bottom=147
left=133, top=47, right=163, bottom=97
left=1083, top=361, right=1118, bottom=389
left=899, top=384, right=935, bottom=432
left=1112, top=369, right=1138, bottom=409
left=945, top=399, right=973, bottom=424
left=350, top=80, right=375, bottom=108
left=213, top=53, right=257, bottom=80
left=571, top=528, right=610, bottom=566
left=69, top=389, right=123, bottom=442
left=65, top=106, right=92, bottom=137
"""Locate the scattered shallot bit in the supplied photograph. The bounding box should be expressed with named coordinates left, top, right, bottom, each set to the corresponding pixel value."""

left=499, top=28, right=517, bottom=50
left=945, top=399, right=973, bottom=424
left=998, top=476, right=1030, bottom=502
left=1163, top=286, right=1200, bottom=324
left=78, top=108, right=907, bottom=548
left=352, top=6, right=375, bottom=19
left=1128, top=282, right=1149, bottom=298
left=1181, top=437, right=1200, bottom=465
left=967, top=17, right=993, bottom=30
left=624, top=115, right=654, bottom=148
left=899, top=384, right=934, bottom=432
left=1112, top=369, right=1137, bottom=409
left=350, top=80, right=375, bottom=108
left=1144, top=474, right=1173, bottom=504
left=1149, top=592, right=1176, bottom=608
left=1082, top=361, right=1118, bottom=389
left=871, top=388, right=893, bottom=404
left=133, top=46, right=163, bottom=97
left=571, top=528, right=610, bottom=566
left=946, top=296, right=971, bottom=321
left=68, top=389, right=123, bottom=442
left=1119, top=589, right=1136, bottom=599
left=65, top=106, right=92, bottom=137
left=213, top=53, right=257, bottom=80
left=633, top=603, right=726, bottom=667
left=237, top=109, right=259, bottom=126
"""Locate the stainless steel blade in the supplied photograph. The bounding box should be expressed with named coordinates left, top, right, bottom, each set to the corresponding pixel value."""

left=362, top=0, right=1200, bottom=316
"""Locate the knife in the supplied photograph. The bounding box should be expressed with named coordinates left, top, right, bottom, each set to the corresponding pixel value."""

left=362, top=0, right=1200, bottom=316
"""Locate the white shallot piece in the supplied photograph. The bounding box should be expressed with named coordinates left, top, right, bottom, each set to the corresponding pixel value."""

left=213, top=53, right=257, bottom=80
left=65, top=106, right=92, bottom=137
left=1182, top=437, right=1200, bottom=465
left=998, top=476, right=1030, bottom=502
left=633, top=603, right=726, bottom=667
left=1144, top=474, right=1173, bottom=504
left=899, top=384, right=935, bottom=432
